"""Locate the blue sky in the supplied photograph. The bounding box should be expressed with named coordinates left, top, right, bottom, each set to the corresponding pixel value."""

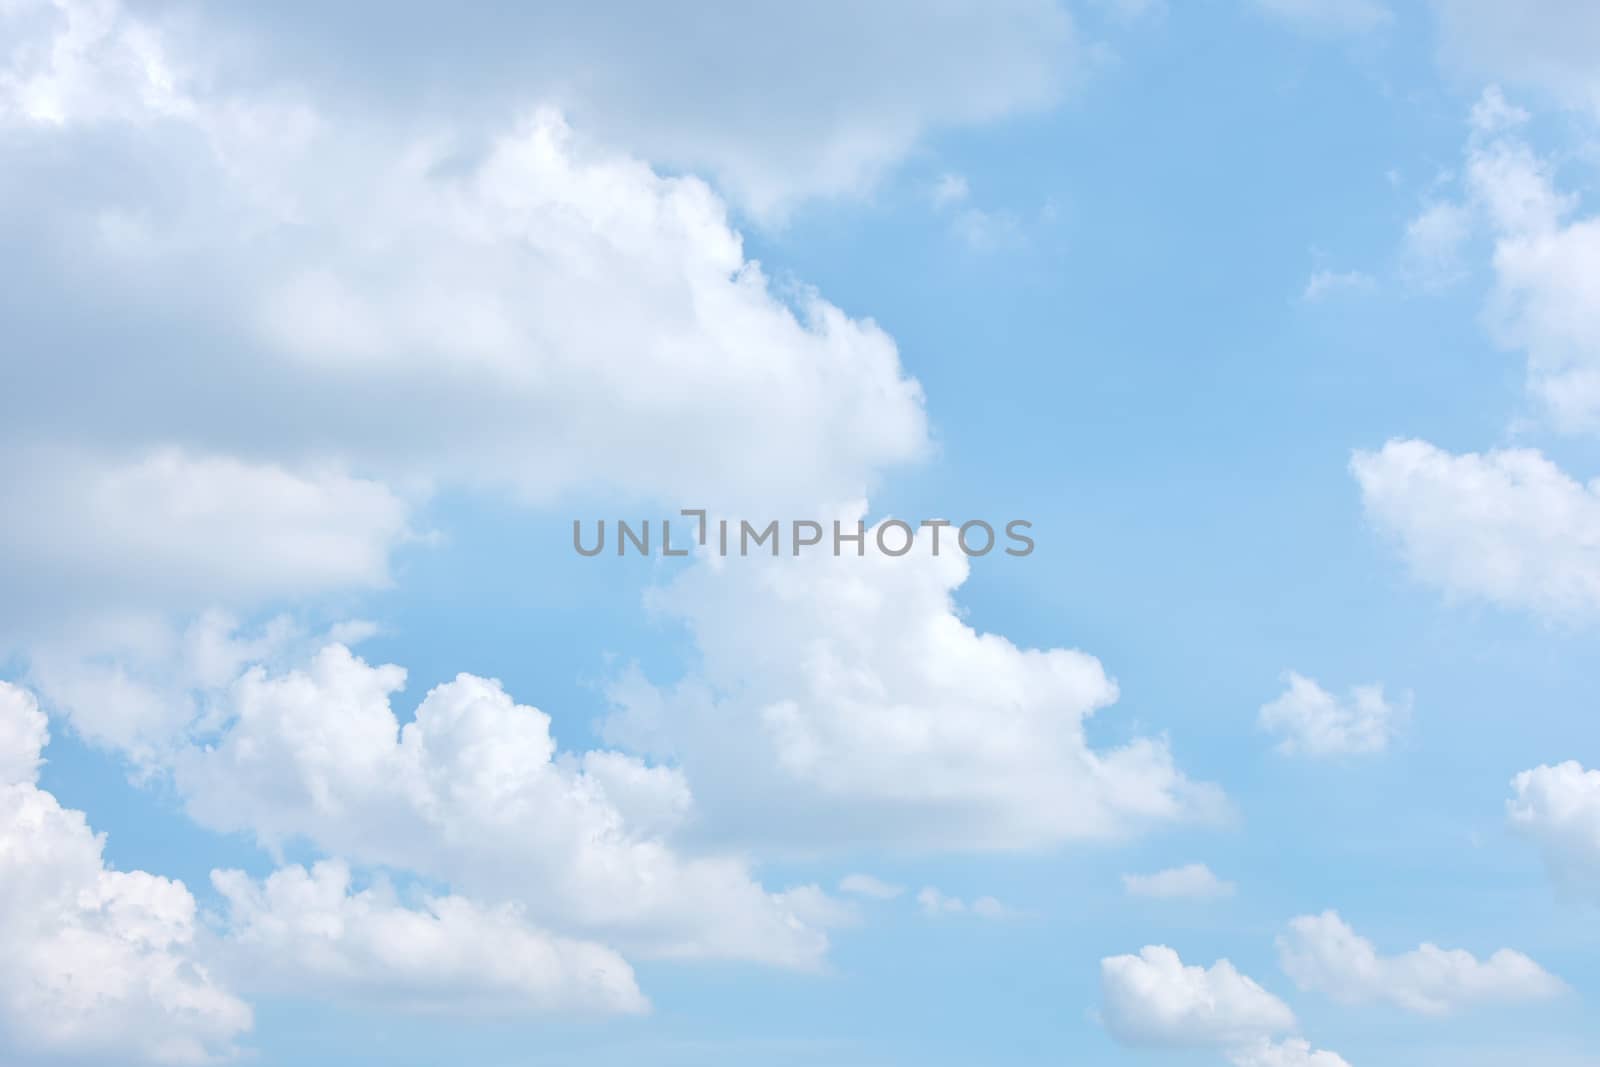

left=4, top=2, right=1600, bottom=1065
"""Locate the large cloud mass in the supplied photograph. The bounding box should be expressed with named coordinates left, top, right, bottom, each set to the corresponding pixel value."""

left=176, top=644, right=835, bottom=968
left=115, top=0, right=1078, bottom=218
left=0, top=681, right=253, bottom=1065
left=0, top=0, right=932, bottom=638
left=605, top=519, right=1225, bottom=850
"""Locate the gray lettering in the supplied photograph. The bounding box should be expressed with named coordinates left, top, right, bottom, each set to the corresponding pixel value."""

left=1004, top=519, right=1035, bottom=557
left=618, top=519, right=650, bottom=556
left=834, top=520, right=866, bottom=556
left=792, top=520, right=823, bottom=556
left=741, top=519, right=779, bottom=556
left=876, top=519, right=914, bottom=557
left=573, top=519, right=605, bottom=557
left=958, top=519, right=995, bottom=556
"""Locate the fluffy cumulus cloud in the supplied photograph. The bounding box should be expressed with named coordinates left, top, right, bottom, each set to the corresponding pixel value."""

left=1258, top=672, right=1402, bottom=757
left=0, top=0, right=931, bottom=641
left=1352, top=438, right=1600, bottom=619
left=0, top=673, right=662, bottom=1063
left=1372, top=95, right=1600, bottom=621
left=1509, top=761, right=1600, bottom=887
left=212, top=860, right=647, bottom=1015
left=1123, top=863, right=1236, bottom=900
left=0, top=0, right=1221, bottom=1042
left=1402, top=87, right=1600, bottom=432
left=1469, top=101, right=1600, bottom=433
left=605, top=518, right=1225, bottom=851
left=175, top=644, right=834, bottom=969
left=1099, top=946, right=1297, bottom=1048
left=1101, top=945, right=1355, bottom=1067
left=1228, top=1038, right=1353, bottom=1067
left=1278, top=910, right=1565, bottom=1015
left=18, top=611, right=355, bottom=768
left=0, top=681, right=252, bottom=1065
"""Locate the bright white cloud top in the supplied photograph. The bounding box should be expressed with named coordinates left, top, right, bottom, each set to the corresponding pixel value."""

left=1100, top=946, right=1354, bottom=1066
left=1099, top=945, right=1298, bottom=1047
left=1123, top=863, right=1237, bottom=899
left=1353, top=438, right=1600, bottom=619
left=605, top=520, right=1225, bottom=850
left=177, top=646, right=834, bottom=968
left=1509, top=761, right=1600, bottom=887
left=0, top=0, right=935, bottom=643
left=1277, top=911, right=1565, bottom=1016
left=1258, top=671, right=1403, bottom=757
left=1227, top=1037, right=1354, bottom=1067
left=0, top=682, right=253, bottom=1065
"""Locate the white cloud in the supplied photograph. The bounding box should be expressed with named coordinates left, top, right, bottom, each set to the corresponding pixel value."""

left=916, top=887, right=1010, bottom=919
left=0, top=0, right=194, bottom=125
left=1302, top=269, right=1374, bottom=301
left=1258, top=672, right=1403, bottom=757
left=1123, top=863, right=1237, bottom=900
left=1509, top=761, right=1600, bottom=886
left=212, top=860, right=647, bottom=1015
left=123, top=0, right=1080, bottom=219
left=1352, top=438, right=1600, bottom=619
left=1400, top=200, right=1473, bottom=289
left=839, top=873, right=905, bottom=900
left=0, top=0, right=935, bottom=646
left=1433, top=2, right=1600, bottom=117
left=1251, top=0, right=1391, bottom=35
left=1467, top=110, right=1600, bottom=433
left=1228, top=1038, right=1353, bottom=1067
left=1278, top=910, right=1565, bottom=1015
left=775, top=884, right=863, bottom=932
left=5, top=99, right=929, bottom=508
left=0, top=681, right=253, bottom=1065
left=604, top=516, right=1225, bottom=851
left=0, top=681, right=48, bottom=785
left=971, top=896, right=1010, bottom=919
left=175, top=644, right=833, bottom=970
left=928, top=171, right=1023, bottom=250
left=2, top=451, right=410, bottom=641
left=0, top=4, right=1218, bottom=1039
left=1405, top=88, right=1600, bottom=432
left=1100, top=945, right=1297, bottom=1048
left=21, top=612, right=364, bottom=771
left=948, top=204, right=1026, bottom=250
left=918, top=887, right=969, bottom=916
